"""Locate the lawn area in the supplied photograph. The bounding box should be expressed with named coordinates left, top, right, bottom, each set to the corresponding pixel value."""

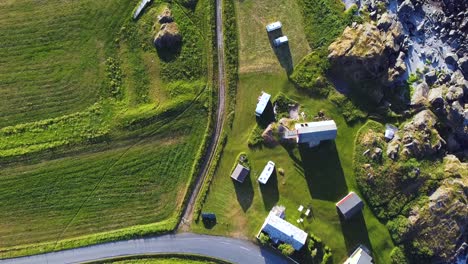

left=100, top=254, right=225, bottom=264
left=192, top=0, right=393, bottom=263
left=0, top=0, right=214, bottom=258
left=0, top=0, right=133, bottom=127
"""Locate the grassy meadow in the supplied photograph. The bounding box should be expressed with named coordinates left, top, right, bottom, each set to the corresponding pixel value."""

left=0, top=0, right=214, bottom=258
left=192, top=0, right=394, bottom=263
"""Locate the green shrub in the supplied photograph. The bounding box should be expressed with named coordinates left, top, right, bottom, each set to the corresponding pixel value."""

left=278, top=243, right=295, bottom=256
left=290, top=52, right=330, bottom=96
left=273, top=93, right=298, bottom=119
left=328, top=90, right=367, bottom=123
left=248, top=125, right=264, bottom=148
left=258, top=232, right=270, bottom=246
left=106, top=57, right=124, bottom=99
left=390, top=247, right=408, bottom=264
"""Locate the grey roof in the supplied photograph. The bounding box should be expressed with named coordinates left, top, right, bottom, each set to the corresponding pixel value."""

left=231, top=163, right=250, bottom=183
left=261, top=213, right=308, bottom=250
left=336, top=192, right=364, bottom=219
left=295, top=120, right=337, bottom=145
left=255, top=92, right=271, bottom=116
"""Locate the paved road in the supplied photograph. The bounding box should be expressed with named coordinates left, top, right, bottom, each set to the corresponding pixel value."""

left=1, top=233, right=291, bottom=264
left=178, top=0, right=227, bottom=229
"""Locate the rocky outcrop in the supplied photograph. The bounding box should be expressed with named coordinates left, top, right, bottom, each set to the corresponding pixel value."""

left=409, top=175, right=467, bottom=263
left=328, top=21, right=404, bottom=103
left=411, top=82, right=429, bottom=106
left=400, top=110, right=445, bottom=158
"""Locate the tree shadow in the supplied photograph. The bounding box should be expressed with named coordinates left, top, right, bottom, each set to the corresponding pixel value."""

left=259, top=168, right=279, bottom=210
left=339, top=211, right=373, bottom=255
left=267, top=29, right=293, bottom=75
left=297, top=141, right=348, bottom=201
left=156, top=43, right=182, bottom=62
left=232, top=176, right=254, bottom=212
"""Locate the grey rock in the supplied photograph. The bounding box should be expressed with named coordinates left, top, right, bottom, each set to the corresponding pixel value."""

left=398, top=0, right=415, bottom=16
left=445, top=52, right=459, bottom=66
left=428, top=87, right=445, bottom=107
left=459, top=56, right=468, bottom=76
left=387, top=140, right=400, bottom=160
left=411, top=82, right=429, bottom=106
left=446, top=85, right=464, bottom=101
left=377, top=13, right=394, bottom=31
left=425, top=71, right=437, bottom=85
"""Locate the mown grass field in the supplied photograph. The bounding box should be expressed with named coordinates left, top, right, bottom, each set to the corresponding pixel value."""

left=192, top=0, right=394, bottom=263
left=0, top=0, right=214, bottom=258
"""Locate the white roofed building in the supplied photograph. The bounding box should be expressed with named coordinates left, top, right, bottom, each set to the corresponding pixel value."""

left=255, top=92, right=272, bottom=117
left=344, top=245, right=373, bottom=264
left=260, top=212, right=308, bottom=250
left=266, top=21, right=282, bottom=32
left=258, top=161, right=275, bottom=184
left=295, top=120, right=337, bottom=147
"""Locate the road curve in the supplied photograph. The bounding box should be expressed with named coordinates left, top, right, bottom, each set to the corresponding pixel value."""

left=178, top=0, right=227, bottom=228
left=0, top=233, right=291, bottom=264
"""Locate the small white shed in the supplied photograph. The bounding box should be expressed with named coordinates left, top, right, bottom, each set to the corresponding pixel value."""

left=266, top=21, right=282, bottom=32
left=258, top=161, right=275, bottom=184
left=273, top=36, right=288, bottom=47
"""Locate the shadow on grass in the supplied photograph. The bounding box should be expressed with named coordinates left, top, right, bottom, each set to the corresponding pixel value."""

left=267, top=29, right=293, bottom=75
left=259, top=168, right=279, bottom=211
left=156, top=44, right=182, bottom=62
left=297, top=141, right=348, bottom=201
left=233, top=176, right=254, bottom=212
left=339, top=211, right=373, bottom=255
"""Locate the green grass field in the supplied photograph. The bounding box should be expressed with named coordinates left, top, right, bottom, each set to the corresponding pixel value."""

left=0, top=0, right=213, bottom=258
left=192, top=0, right=394, bottom=263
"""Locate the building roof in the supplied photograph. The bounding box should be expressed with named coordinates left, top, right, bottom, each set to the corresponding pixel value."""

left=266, top=21, right=282, bottom=32
left=385, top=124, right=398, bottom=140
left=258, top=161, right=275, bottom=184
left=230, top=163, right=250, bottom=183
left=295, top=120, right=337, bottom=145
left=344, top=246, right=373, bottom=264
left=336, top=192, right=364, bottom=219
left=133, top=0, right=152, bottom=19
left=261, top=213, right=308, bottom=250
left=255, top=92, right=271, bottom=116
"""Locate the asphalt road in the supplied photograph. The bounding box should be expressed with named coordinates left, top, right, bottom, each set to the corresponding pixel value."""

left=178, top=0, right=227, bottom=229
left=1, top=233, right=291, bottom=264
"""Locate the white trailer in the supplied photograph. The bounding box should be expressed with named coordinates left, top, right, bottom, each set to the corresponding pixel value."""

left=258, top=161, right=275, bottom=184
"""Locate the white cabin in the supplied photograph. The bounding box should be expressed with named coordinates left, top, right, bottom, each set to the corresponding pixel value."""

left=266, top=21, right=282, bottom=32
left=273, top=36, right=288, bottom=47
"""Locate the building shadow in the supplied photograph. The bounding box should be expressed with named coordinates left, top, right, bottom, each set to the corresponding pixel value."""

left=232, top=176, right=254, bottom=212
left=297, top=141, right=348, bottom=201
left=267, top=29, right=293, bottom=75
left=259, top=168, right=279, bottom=210
left=202, top=218, right=216, bottom=229
left=339, top=211, right=373, bottom=255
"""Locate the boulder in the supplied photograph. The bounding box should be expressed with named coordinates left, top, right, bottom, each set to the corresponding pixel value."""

left=398, top=0, right=415, bottom=15
left=387, top=136, right=401, bottom=160
left=445, top=52, right=459, bottom=66
left=459, top=56, right=468, bottom=77
left=411, top=82, right=429, bottom=106
left=428, top=87, right=445, bottom=108
left=377, top=13, right=394, bottom=31
left=158, top=8, right=173, bottom=24
left=425, top=71, right=437, bottom=86
left=445, top=85, right=464, bottom=101
left=154, top=22, right=182, bottom=49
